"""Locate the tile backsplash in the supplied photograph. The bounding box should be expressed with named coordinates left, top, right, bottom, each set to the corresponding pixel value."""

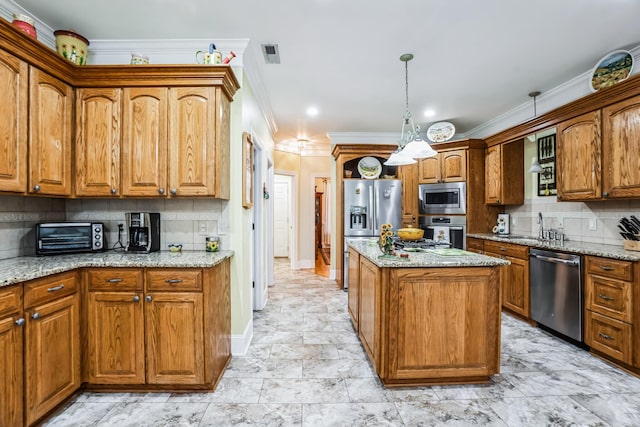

left=0, top=196, right=229, bottom=260
left=506, top=197, right=640, bottom=247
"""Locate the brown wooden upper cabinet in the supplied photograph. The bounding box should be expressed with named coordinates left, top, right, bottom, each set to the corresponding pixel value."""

left=484, top=141, right=524, bottom=205
left=557, top=94, right=640, bottom=201
left=602, top=95, right=640, bottom=199
left=397, top=162, right=419, bottom=228
left=75, top=88, right=122, bottom=196
left=556, top=111, right=602, bottom=201
left=29, top=68, right=73, bottom=196
left=121, top=87, right=169, bottom=197
left=77, top=86, right=229, bottom=198
left=418, top=149, right=466, bottom=183
left=0, top=49, right=28, bottom=194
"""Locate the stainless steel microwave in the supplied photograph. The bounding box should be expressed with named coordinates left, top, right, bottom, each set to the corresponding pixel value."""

left=418, top=182, right=466, bottom=215
left=36, top=222, right=105, bottom=255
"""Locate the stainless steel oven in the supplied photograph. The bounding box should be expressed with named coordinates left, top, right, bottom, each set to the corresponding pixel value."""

left=418, top=216, right=466, bottom=250
left=419, top=182, right=466, bottom=215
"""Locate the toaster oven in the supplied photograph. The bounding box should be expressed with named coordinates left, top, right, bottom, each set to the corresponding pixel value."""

left=36, top=222, right=105, bottom=255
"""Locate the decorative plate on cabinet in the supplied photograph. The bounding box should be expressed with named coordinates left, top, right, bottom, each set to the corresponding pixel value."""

left=590, top=50, right=633, bottom=92
left=426, top=121, right=456, bottom=142
left=357, top=157, right=382, bottom=179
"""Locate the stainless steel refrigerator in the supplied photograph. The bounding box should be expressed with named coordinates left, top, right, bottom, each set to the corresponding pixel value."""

left=343, top=179, right=402, bottom=289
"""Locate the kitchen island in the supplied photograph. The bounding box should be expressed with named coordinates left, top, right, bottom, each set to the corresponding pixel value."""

left=347, top=240, right=508, bottom=387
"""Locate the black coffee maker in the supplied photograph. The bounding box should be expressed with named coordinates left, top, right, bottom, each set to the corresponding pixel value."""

left=125, top=212, right=160, bottom=253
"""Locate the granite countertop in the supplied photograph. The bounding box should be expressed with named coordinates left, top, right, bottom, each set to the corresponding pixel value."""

left=348, top=240, right=509, bottom=268
left=0, top=250, right=234, bottom=288
left=468, top=233, right=640, bottom=262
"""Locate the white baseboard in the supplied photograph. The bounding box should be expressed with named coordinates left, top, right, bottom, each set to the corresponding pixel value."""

left=329, top=269, right=337, bottom=280
left=231, top=317, right=253, bottom=356
left=297, top=259, right=315, bottom=269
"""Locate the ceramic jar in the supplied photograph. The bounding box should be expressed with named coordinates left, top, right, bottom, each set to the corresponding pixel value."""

left=54, top=30, right=90, bottom=65
left=11, top=13, right=37, bottom=38
left=206, top=236, right=220, bottom=252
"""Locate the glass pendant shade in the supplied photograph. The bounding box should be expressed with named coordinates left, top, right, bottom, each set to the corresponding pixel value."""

left=528, top=159, right=544, bottom=174
left=401, top=138, right=437, bottom=159
left=383, top=150, right=416, bottom=166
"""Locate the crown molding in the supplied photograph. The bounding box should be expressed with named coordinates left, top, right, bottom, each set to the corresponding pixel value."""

left=467, top=45, right=640, bottom=139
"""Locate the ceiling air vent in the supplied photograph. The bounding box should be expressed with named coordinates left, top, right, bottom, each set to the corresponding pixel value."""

left=261, top=44, right=280, bottom=64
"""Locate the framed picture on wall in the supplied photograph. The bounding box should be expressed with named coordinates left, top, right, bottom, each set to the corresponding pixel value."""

left=242, top=132, right=254, bottom=209
left=537, top=134, right=557, bottom=196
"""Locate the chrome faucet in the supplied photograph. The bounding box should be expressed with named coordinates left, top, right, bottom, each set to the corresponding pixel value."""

left=537, top=212, right=544, bottom=240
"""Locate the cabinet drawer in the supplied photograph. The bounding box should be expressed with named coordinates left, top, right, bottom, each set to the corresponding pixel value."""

left=0, top=285, right=22, bottom=317
left=87, top=268, right=143, bottom=291
left=484, top=240, right=528, bottom=259
left=147, top=269, right=202, bottom=292
left=585, top=310, right=632, bottom=364
left=466, top=238, right=484, bottom=252
left=586, top=256, right=633, bottom=281
left=24, top=271, right=77, bottom=309
left=585, top=274, right=632, bottom=323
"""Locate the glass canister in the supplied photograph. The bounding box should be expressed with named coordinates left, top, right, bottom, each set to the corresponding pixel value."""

left=206, top=236, right=220, bottom=252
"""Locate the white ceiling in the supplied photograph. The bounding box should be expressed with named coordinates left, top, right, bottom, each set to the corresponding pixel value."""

left=12, top=0, right=640, bottom=153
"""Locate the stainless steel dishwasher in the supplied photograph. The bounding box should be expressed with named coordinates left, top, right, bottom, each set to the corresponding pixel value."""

left=529, top=248, right=582, bottom=342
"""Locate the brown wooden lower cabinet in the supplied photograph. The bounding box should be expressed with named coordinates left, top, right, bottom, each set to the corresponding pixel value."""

left=0, top=285, right=24, bottom=427
left=347, top=247, right=360, bottom=329
left=24, top=272, right=81, bottom=427
left=484, top=240, right=530, bottom=319
left=350, top=255, right=501, bottom=386
left=85, top=262, right=230, bottom=389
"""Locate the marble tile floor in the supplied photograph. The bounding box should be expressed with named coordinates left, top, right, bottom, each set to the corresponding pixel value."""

left=45, top=258, right=640, bottom=426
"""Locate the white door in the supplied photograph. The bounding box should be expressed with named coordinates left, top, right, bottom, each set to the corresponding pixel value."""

left=274, top=176, right=290, bottom=257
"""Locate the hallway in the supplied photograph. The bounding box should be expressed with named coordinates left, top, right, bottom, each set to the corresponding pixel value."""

left=44, top=259, right=640, bottom=426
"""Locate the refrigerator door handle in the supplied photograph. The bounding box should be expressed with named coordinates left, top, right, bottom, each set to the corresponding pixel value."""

left=370, top=184, right=376, bottom=234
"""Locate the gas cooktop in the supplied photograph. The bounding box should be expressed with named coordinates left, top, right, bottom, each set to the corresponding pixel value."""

left=392, top=237, right=451, bottom=250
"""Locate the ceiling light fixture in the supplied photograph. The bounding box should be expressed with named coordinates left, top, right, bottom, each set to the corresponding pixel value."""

left=306, top=106, right=319, bottom=117
left=423, top=109, right=435, bottom=118
left=527, top=91, right=548, bottom=176
left=297, top=138, right=309, bottom=151
left=384, top=54, right=437, bottom=166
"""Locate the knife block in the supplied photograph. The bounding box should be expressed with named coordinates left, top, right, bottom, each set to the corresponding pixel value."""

left=623, top=240, right=640, bottom=251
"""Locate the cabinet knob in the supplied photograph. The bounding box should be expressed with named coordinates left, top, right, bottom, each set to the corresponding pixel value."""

left=111, top=187, right=117, bottom=195
left=496, top=199, right=500, bottom=204
left=170, top=188, right=177, bottom=195
left=145, top=295, right=153, bottom=302
left=602, top=192, right=609, bottom=197
left=133, top=295, right=140, bottom=302
left=158, top=188, right=165, bottom=195
left=33, top=184, right=40, bottom=192
left=32, top=312, right=40, bottom=320
left=15, top=318, right=25, bottom=327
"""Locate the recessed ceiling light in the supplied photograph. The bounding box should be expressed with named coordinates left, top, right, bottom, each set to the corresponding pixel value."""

left=423, top=109, right=435, bottom=118
left=306, top=106, right=319, bottom=117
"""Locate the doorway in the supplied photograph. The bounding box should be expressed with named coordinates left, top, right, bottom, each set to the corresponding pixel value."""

left=273, top=172, right=296, bottom=270
left=314, top=177, right=331, bottom=277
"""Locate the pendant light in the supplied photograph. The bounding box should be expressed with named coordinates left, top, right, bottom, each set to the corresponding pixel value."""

left=527, top=91, right=545, bottom=174
left=384, top=54, right=437, bottom=166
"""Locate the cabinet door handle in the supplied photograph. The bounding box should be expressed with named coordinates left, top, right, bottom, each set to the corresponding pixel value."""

left=602, top=192, right=609, bottom=197
left=599, top=332, right=614, bottom=341
left=158, top=188, right=165, bottom=195
left=32, top=312, right=40, bottom=320
left=47, top=284, right=64, bottom=292
left=598, top=266, right=614, bottom=271
left=165, top=279, right=183, bottom=284
left=133, top=295, right=140, bottom=302
left=110, top=187, right=117, bottom=195
left=499, top=247, right=507, bottom=251
left=15, top=318, right=25, bottom=327
left=106, top=278, right=123, bottom=283
left=33, top=184, right=40, bottom=192
left=145, top=295, right=153, bottom=302
left=598, top=294, right=614, bottom=301
left=170, top=188, right=177, bottom=195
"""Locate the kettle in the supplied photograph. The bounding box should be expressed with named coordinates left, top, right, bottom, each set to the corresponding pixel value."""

left=196, top=43, right=222, bottom=65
